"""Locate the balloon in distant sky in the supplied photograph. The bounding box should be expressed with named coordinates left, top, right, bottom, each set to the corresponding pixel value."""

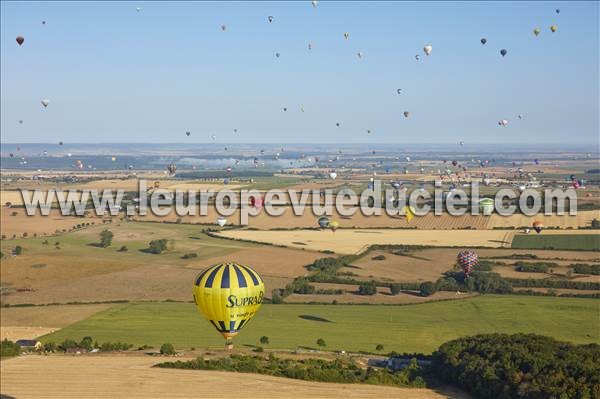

left=460, top=141, right=464, bottom=146
left=500, top=49, right=507, bottom=57
left=16, top=36, right=24, bottom=46
left=41, top=99, right=49, bottom=108
left=533, top=28, right=541, bottom=36
left=329, top=172, right=337, bottom=180
left=403, top=111, right=410, bottom=118
left=275, top=52, right=280, bottom=58
left=308, top=43, right=312, bottom=50
left=221, top=25, right=227, bottom=31
left=336, top=123, right=340, bottom=127
left=59, top=141, right=63, bottom=146
left=415, top=54, right=420, bottom=61
left=498, top=119, right=509, bottom=127
left=318, top=216, right=329, bottom=229
left=555, top=8, right=560, bottom=14
left=532, top=220, right=543, bottom=234
left=211, top=134, right=216, bottom=140
left=550, top=25, right=558, bottom=33
left=423, top=45, right=432, bottom=55
left=216, top=217, right=227, bottom=227
left=283, top=107, right=287, bottom=112
left=329, top=220, right=339, bottom=232
left=268, top=16, right=273, bottom=23
left=18, top=120, right=23, bottom=124
left=480, top=38, right=487, bottom=45
left=396, top=89, right=402, bottom=94
left=186, top=131, right=191, bottom=137
left=311, top=0, right=318, bottom=7
left=167, top=163, right=177, bottom=175
left=518, top=114, right=523, bottom=119
left=136, top=7, right=141, bottom=12
left=357, top=52, right=363, bottom=59
left=343, top=32, right=349, bottom=40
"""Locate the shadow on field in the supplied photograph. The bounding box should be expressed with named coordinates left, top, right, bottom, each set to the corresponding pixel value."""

left=1, top=394, right=17, bottom=399
left=299, top=315, right=333, bottom=323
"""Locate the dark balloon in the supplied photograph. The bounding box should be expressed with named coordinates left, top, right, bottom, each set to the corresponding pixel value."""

left=480, top=38, right=487, bottom=45
left=16, top=36, right=24, bottom=46
left=500, top=49, right=507, bottom=57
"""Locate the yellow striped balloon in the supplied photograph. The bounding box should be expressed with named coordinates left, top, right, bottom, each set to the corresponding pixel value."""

left=193, top=262, right=264, bottom=342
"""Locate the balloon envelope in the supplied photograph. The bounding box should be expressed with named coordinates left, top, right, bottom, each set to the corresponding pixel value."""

left=193, top=262, right=264, bottom=341
left=16, top=36, right=24, bottom=46
left=457, top=250, right=478, bottom=277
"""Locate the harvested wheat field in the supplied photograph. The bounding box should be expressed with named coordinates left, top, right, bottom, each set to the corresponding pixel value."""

left=345, top=247, right=600, bottom=284
left=488, top=210, right=600, bottom=229
left=0, top=355, right=470, bottom=399
left=0, top=207, right=106, bottom=238
left=216, top=229, right=516, bottom=254
left=1, top=304, right=111, bottom=341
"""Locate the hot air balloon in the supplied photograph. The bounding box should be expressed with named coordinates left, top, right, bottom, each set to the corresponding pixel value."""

left=403, top=111, right=410, bottom=118
left=550, top=25, right=558, bottom=33
left=423, top=45, right=432, bottom=55
left=42, top=21, right=46, bottom=25
left=41, top=99, right=49, bottom=108
left=18, top=120, right=23, bottom=124
left=275, top=52, right=280, bottom=58
left=357, top=52, right=363, bottom=59
left=518, top=184, right=526, bottom=192
left=532, top=221, right=543, bottom=234
left=136, top=7, right=141, bottom=12
left=572, top=180, right=580, bottom=189
left=318, top=216, right=329, bottom=229
left=193, top=262, right=264, bottom=348
left=498, top=119, right=509, bottom=127
left=167, top=163, right=177, bottom=175
left=329, top=172, right=337, bottom=179
left=186, top=131, right=191, bottom=136
left=480, top=38, right=487, bottom=45
left=221, top=25, right=227, bottom=31
left=312, top=0, right=318, bottom=7
left=479, top=198, right=494, bottom=216
left=9, top=153, right=14, bottom=158
left=16, top=36, right=24, bottom=46
left=268, top=16, right=273, bottom=23
left=533, top=28, right=541, bottom=36
left=397, top=88, right=402, bottom=94
left=518, top=114, right=523, bottom=119
left=216, top=217, right=227, bottom=227
left=329, top=220, right=339, bottom=232
left=343, top=32, right=349, bottom=40
left=500, top=49, right=507, bottom=57
left=59, top=141, right=63, bottom=146
left=308, top=43, right=312, bottom=50
left=250, top=196, right=264, bottom=209
left=415, top=54, right=420, bottom=61
left=555, top=8, right=560, bottom=14
left=111, top=156, right=117, bottom=162
left=457, top=250, right=478, bottom=277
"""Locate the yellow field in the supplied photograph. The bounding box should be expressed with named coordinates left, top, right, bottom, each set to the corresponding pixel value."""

left=0, top=355, right=470, bottom=399
left=0, top=304, right=111, bottom=341
left=0, top=207, right=105, bottom=237
left=216, top=229, right=517, bottom=254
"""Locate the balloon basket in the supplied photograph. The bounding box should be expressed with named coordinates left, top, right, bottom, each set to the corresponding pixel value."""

left=225, top=339, right=233, bottom=350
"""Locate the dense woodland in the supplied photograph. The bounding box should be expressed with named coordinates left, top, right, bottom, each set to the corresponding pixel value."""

left=433, top=334, right=600, bottom=399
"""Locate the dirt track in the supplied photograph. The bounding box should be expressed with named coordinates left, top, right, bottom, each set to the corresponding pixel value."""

left=0, top=355, right=471, bottom=399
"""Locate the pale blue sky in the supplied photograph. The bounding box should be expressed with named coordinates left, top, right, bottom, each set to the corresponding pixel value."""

left=1, top=1, right=598, bottom=144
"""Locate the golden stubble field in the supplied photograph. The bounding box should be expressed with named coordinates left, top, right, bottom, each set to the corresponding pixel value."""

left=0, top=355, right=471, bottom=399
left=216, top=229, right=517, bottom=254
left=1, top=304, right=112, bottom=341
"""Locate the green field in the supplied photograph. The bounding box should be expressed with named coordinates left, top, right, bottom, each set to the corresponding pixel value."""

left=42, top=295, right=600, bottom=354
left=511, top=234, right=600, bottom=251
left=0, top=222, right=257, bottom=265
